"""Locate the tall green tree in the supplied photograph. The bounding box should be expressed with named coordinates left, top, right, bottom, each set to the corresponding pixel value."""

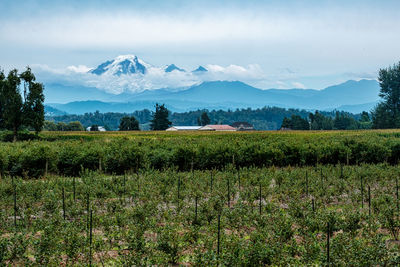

left=0, top=67, right=45, bottom=140
left=198, top=112, right=210, bottom=126
left=20, top=67, right=35, bottom=102
left=2, top=69, right=23, bottom=142
left=150, top=103, right=171, bottom=130
left=372, top=62, right=400, bottom=128
left=20, top=67, right=45, bottom=134
left=280, top=115, right=309, bottom=130
left=281, top=117, right=292, bottom=129
left=333, top=111, right=358, bottom=130
left=24, top=82, right=45, bottom=134
left=67, top=121, right=85, bottom=131
left=309, top=111, right=333, bottom=130
left=359, top=111, right=372, bottom=129
left=372, top=103, right=393, bottom=129
left=119, top=116, right=140, bottom=131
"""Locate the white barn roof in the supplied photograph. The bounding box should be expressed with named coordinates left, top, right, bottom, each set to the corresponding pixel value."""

left=199, top=125, right=236, bottom=131
left=166, top=126, right=202, bottom=131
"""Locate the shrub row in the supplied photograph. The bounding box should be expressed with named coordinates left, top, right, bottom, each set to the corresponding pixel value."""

left=1, top=132, right=400, bottom=178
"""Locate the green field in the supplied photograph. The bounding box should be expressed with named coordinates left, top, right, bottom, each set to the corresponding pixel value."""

left=1, top=130, right=400, bottom=265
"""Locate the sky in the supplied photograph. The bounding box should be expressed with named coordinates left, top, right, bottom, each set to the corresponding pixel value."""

left=0, top=0, right=400, bottom=91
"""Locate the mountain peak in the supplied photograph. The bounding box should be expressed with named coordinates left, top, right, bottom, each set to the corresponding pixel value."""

left=165, top=64, right=185, bottom=73
left=89, top=54, right=151, bottom=76
left=115, top=54, right=138, bottom=61
left=193, top=66, right=208, bottom=73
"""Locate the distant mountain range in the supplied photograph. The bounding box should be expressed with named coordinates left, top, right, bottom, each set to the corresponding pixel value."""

left=43, top=54, right=381, bottom=115
left=46, top=79, right=380, bottom=115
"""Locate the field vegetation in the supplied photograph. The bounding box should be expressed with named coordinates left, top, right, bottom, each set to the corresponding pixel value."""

left=1, top=130, right=400, bottom=265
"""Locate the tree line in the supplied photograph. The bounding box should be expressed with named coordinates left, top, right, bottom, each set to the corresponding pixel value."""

left=48, top=106, right=361, bottom=131
left=0, top=67, right=45, bottom=141
left=281, top=111, right=371, bottom=130
left=44, top=104, right=171, bottom=131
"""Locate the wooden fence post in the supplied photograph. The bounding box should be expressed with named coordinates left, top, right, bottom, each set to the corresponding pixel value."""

left=259, top=180, right=262, bottom=215
left=62, top=187, right=66, bottom=220
left=368, top=185, right=371, bottom=217
left=327, top=221, right=330, bottom=266
left=89, top=210, right=93, bottom=266
left=217, top=214, right=221, bottom=257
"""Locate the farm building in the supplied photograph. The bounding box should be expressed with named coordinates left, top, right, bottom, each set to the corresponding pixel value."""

left=231, top=121, right=254, bottom=131
left=166, top=126, right=202, bottom=131
left=86, top=126, right=106, bottom=131
left=279, top=127, right=292, bottom=131
left=199, top=125, right=236, bottom=131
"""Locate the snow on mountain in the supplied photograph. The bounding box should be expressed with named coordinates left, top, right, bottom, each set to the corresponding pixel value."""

left=89, top=55, right=207, bottom=77
left=37, top=54, right=269, bottom=94
left=89, top=55, right=152, bottom=76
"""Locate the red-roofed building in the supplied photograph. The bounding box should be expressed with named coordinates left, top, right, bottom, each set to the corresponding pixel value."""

left=199, top=125, right=236, bottom=131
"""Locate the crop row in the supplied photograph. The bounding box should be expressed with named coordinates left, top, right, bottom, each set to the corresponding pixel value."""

left=1, top=131, right=400, bottom=178
left=1, top=164, right=400, bottom=265
left=0, top=132, right=400, bottom=177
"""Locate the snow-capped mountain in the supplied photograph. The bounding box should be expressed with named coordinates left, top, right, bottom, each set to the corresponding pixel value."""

left=89, top=54, right=206, bottom=76
left=90, top=55, right=152, bottom=76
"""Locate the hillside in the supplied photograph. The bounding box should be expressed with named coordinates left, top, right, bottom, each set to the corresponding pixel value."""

left=46, top=79, right=380, bottom=114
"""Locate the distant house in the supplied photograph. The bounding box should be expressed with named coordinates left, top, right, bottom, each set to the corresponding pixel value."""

left=166, top=126, right=202, bottom=131
left=86, top=126, right=106, bottom=132
left=231, top=122, right=254, bottom=131
left=199, top=125, right=236, bottom=131
left=279, top=127, right=292, bottom=131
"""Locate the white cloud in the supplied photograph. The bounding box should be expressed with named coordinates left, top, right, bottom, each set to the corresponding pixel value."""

left=33, top=61, right=268, bottom=94
left=1, top=2, right=400, bottom=91
left=66, top=65, right=92, bottom=73
left=291, top=82, right=306, bottom=89
left=202, top=64, right=266, bottom=83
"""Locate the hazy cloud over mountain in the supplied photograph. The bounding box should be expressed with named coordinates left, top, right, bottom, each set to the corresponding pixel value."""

left=32, top=55, right=273, bottom=94
left=1, top=0, right=398, bottom=89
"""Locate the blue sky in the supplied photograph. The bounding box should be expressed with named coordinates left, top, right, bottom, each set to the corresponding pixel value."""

left=1, top=0, right=400, bottom=90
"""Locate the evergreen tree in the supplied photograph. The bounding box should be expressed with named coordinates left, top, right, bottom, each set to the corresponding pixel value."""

left=372, top=103, right=393, bottom=129
left=199, top=112, right=210, bottom=126
left=360, top=111, right=370, bottom=122
left=359, top=111, right=372, bottom=129
left=280, top=115, right=309, bottom=130
left=150, top=104, right=171, bottom=130
left=309, top=111, right=333, bottom=130
left=333, top=111, right=358, bottom=130
left=281, top=117, right=292, bottom=129
left=119, top=116, right=140, bottom=131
